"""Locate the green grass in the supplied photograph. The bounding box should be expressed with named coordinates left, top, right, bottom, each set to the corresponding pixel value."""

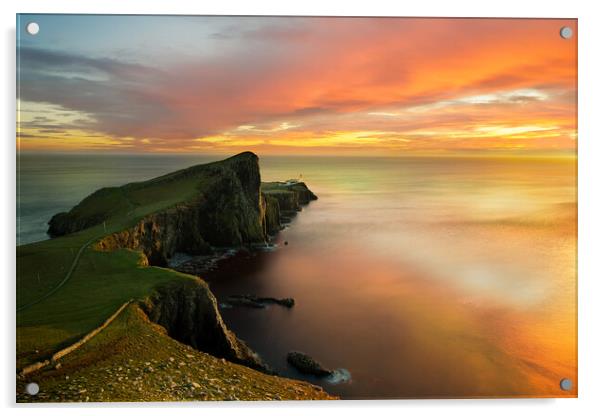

left=17, top=233, right=86, bottom=307
left=17, top=183, right=203, bottom=309
left=16, top=158, right=227, bottom=367
left=79, top=174, right=209, bottom=222
left=17, top=248, right=194, bottom=368
left=260, top=181, right=290, bottom=192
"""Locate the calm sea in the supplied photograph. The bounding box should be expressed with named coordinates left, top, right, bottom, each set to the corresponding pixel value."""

left=16, top=153, right=577, bottom=398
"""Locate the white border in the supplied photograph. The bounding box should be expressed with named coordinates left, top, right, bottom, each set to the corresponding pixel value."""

left=3, top=1, right=602, bottom=415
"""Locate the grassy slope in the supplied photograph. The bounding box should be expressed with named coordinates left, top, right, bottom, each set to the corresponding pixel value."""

left=17, top=248, right=182, bottom=368
left=17, top=155, right=333, bottom=400
left=17, top=169, right=207, bottom=308
left=17, top=164, right=210, bottom=366
left=17, top=304, right=332, bottom=402
left=261, top=181, right=294, bottom=195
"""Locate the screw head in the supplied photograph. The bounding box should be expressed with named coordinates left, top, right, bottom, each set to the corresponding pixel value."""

left=560, top=26, right=573, bottom=40
left=25, top=382, right=39, bottom=396
left=560, top=378, right=573, bottom=391
left=26, top=22, right=40, bottom=35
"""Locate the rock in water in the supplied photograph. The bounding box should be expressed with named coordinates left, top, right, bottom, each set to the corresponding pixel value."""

left=286, top=351, right=332, bottom=377
left=224, top=294, right=295, bottom=309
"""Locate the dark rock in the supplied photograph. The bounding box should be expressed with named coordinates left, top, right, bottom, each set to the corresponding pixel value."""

left=223, top=294, right=295, bottom=309
left=273, top=297, right=295, bottom=308
left=286, top=351, right=332, bottom=377
left=287, top=182, right=318, bottom=204
left=262, top=180, right=318, bottom=218
left=223, top=297, right=266, bottom=309
left=95, top=202, right=214, bottom=266
left=262, top=195, right=282, bottom=236
left=140, top=279, right=273, bottom=374
left=93, top=153, right=268, bottom=265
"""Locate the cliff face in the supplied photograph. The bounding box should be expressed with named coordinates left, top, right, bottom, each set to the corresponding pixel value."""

left=262, top=181, right=318, bottom=215
left=262, top=195, right=281, bottom=236
left=140, top=278, right=270, bottom=373
left=86, top=154, right=317, bottom=265
left=95, top=202, right=213, bottom=265
left=48, top=152, right=265, bottom=240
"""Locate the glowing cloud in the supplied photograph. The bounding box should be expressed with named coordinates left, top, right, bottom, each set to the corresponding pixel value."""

left=17, top=16, right=577, bottom=156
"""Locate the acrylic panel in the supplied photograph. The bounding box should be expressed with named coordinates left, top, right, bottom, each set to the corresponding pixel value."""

left=16, top=15, right=577, bottom=402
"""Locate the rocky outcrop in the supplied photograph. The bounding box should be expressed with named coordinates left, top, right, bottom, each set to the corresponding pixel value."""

left=221, top=294, right=295, bottom=309
left=94, top=201, right=214, bottom=266
left=51, top=152, right=316, bottom=266
left=288, top=182, right=319, bottom=205
left=140, top=278, right=271, bottom=373
left=262, top=182, right=318, bottom=214
left=262, top=195, right=281, bottom=236
left=286, top=351, right=333, bottom=377
left=49, top=152, right=266, bottom=240
left=93, top=182, right=316, bottom=266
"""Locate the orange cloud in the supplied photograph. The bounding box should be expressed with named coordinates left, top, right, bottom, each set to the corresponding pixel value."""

left=17, top=17, right=577, bottom=155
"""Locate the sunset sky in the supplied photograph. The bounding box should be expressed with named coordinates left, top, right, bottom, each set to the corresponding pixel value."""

left=17, top=15, right=577, bottom=156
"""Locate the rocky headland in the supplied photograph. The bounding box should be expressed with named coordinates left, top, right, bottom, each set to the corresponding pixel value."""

left=33, top=151, right=325, bottom=400
left=49, top=152, right=317, bottom=266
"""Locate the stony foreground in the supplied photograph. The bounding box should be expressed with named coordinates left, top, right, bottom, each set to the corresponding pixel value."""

left=17, top=305, right=335, bottom=402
